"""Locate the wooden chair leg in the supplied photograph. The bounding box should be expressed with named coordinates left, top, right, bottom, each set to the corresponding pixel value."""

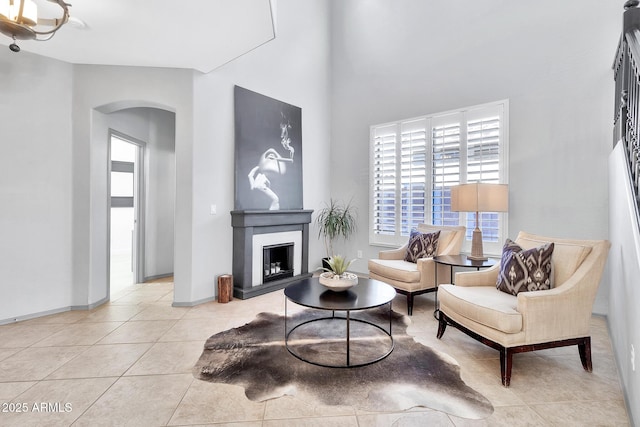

left=436, top=314, right=447, bottom=339
left=406, top=293, right=414, bottom=316
left=578, top=337, right=593, bottom=372
left=500, top=348, right=513, bottom=387
left=436, top=313, right=593, bottom=386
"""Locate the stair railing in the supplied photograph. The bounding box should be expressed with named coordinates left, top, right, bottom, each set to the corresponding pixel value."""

left=614, top=1, right=640, bottom=222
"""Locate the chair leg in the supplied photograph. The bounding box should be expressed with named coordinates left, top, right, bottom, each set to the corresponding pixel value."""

left=578, top=337, right=593, bottom=372
left=436, top=313, right=447, bottom=339
left=406, top=293, right=414, bottom=316
left=500, top=348, right=513, bottom=387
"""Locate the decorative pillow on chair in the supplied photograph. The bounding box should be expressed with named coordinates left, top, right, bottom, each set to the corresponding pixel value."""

left=496, top=239, right=555, bottom=296
left=404, top=230, right=440, bottom=263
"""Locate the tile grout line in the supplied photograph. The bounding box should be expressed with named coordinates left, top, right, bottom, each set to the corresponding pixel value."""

left=70, top=289, right=184, bottom=425
left=68, top=376, right=121, bottom=426
left=164, top=377, right=195, bottom=426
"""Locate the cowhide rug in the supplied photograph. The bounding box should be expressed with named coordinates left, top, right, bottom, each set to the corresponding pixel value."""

left=193, top=308, right=493, bottom=420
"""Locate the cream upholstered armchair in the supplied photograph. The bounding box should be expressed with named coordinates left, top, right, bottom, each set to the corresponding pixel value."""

left=437, top=231, right=610, bottom=386
left=368, top=224, right=466, bottom=315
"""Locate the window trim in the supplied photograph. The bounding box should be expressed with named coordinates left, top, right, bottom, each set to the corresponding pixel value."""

left=369, top=99, right=509, bottom=255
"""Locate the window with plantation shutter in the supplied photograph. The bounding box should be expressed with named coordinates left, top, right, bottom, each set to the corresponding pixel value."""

left=370, top=100, right=509, bottom=253
left=400, top=119, right=427, bottom=235
left=431, top=116, right=461, bottom=228
left=371, top=124, right=398, bottom=238
left=465, top=110, right=502, bottom=243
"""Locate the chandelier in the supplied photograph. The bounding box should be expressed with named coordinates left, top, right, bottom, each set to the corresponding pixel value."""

left=0, top=0, right=70, bottom=52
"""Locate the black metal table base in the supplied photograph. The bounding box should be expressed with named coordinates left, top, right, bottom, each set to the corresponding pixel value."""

left=284, top=300, right=394, bottom=368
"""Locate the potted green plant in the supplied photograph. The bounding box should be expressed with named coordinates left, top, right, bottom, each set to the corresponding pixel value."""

left=319, top=254, right=358, bottom=291
left=315, top=198, right=357, bottom=263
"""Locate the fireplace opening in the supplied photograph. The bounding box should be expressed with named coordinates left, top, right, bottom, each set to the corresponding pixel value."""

left=263, top=242, right=294, bottom=283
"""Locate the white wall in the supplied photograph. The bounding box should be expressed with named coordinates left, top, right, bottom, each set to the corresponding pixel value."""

left=608, top=143, right=640, bottom=425
left=145, top=109, right=176, bottom=278
left=0, top=50, right=73, bottom=322
left=4, top=0, right=617, bottom=319
left=71, top=66, right=194, bottom=307
left=106, top=108, right=176, bottom=280
left=0, top=0, right=332, bottom=320
left=329, top=0, right=619, bottom=314
left=187, top=0, right=332, bottom=303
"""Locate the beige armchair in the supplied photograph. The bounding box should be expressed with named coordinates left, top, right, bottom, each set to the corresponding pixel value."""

left=436, top=231, right=610, bottom=386
left=368, top=224, right=466, bottom=315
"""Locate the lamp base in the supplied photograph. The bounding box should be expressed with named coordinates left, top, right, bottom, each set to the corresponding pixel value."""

left=469, top=228, right=487, bottom=261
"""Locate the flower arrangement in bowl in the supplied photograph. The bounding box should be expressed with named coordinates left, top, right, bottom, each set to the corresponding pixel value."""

left=319, top=254, right=358, bottom=292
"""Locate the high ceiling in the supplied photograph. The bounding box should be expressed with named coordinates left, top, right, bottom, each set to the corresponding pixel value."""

left=0, top=0, right=276, bottom=73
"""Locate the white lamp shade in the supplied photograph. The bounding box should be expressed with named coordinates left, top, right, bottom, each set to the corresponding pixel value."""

left=450, top=183, right=508, bottom=212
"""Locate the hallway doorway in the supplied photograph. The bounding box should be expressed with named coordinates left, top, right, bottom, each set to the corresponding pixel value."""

left=109, top=133, right=145, bottom=296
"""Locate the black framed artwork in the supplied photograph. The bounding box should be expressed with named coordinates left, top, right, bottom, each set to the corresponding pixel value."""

left=234, top=86, right=303, bottom=210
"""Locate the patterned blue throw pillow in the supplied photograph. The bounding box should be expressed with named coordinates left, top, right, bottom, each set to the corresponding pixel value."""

left=404, top=230, right=440, bottom=263
left=496, top=239, right=555, bottom=296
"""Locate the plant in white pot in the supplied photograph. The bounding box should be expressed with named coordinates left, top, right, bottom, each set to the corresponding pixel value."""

left=315, top=198, right=357, bottom=267
left=319, top=254, right=358, bottom=291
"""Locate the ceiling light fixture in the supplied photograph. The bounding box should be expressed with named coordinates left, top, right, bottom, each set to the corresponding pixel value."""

left=0, top=0, right=70, bottom=52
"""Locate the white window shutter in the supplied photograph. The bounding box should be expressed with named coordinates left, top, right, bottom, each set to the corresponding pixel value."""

left=465, top=105, right=504, bottom=243
left=431, top=114, right=461, bottom=227
left=400, top=119, right=427, bottom=235
left=370, top=100, right=508, bottom=250
left=372, top=124, right=398, bottom=237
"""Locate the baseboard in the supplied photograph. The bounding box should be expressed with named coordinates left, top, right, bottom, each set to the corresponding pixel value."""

left=144, top=272, right=174, bottom=282
left=0, top=295, right=112, bottom=325
left=0, top=306, right=72, bottom=325
left=172, top=295, right=216, bottom=307
left=70, top=296, right=109, bottom=311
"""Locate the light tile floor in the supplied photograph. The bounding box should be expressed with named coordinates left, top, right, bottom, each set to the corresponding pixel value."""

left=0, top=278, right=630, bottom=426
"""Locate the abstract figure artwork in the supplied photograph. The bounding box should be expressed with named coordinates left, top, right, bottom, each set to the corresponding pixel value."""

left=234, top=86, right=303, bottom=210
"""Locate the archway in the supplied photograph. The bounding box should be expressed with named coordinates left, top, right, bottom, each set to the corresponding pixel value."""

left=93, top=101, right=177, bottom=302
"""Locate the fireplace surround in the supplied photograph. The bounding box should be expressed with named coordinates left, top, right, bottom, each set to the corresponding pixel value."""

left=231, top=210, right=313, bottom=299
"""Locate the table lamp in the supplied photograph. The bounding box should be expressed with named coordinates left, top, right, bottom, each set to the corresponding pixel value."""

left=450, top=183, right=509, bottom=260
